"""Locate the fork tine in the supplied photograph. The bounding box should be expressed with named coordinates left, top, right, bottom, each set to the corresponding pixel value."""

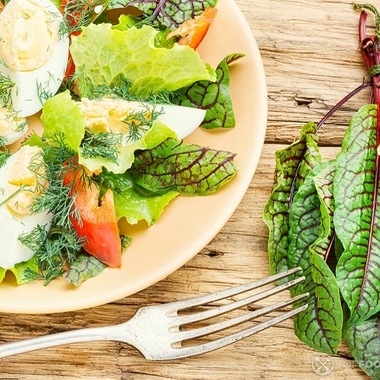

left=175, top=274, right=305, bottom=325
left=164, top=267, right=302, bottom=313
left=175, top=292, right=308, bottom=342
left=171, top=303, right=309, bottom=359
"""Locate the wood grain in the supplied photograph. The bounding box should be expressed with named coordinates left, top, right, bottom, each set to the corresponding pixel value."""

left=0, top=0, right=374, bottom=379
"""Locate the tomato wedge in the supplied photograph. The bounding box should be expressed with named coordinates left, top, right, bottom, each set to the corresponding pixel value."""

left=167, top=8, right=217, bottom=50
left=63, top=160, right=122, bottom=268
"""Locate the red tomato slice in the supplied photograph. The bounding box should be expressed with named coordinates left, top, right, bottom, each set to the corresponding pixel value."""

left=167, top=8, right=217, bottom=50
left=63, top=160, right=122, bottom=268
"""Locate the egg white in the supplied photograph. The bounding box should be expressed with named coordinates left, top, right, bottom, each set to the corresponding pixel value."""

left=0, top=150, right=53, bottom=269
left=155, top=104, right=206, bottom=139
left=0, top=0, right=69, bottom=117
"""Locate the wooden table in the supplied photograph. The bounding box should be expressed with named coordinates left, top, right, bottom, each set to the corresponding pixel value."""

left=0, top=0, right=374, bottom=379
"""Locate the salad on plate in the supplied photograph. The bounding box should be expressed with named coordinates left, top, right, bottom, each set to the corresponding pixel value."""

left=0, top=0, right=242, bottom=286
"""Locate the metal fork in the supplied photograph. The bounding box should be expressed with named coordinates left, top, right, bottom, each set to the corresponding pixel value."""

left=0, top=267, right=307, bottom=360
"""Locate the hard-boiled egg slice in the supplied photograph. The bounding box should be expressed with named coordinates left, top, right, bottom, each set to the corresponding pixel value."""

left=154, top=104, right=206, bottom=139
left=79, top=98, right=206, bottom=140
left=0, top=0, right=69, bottom=117
left=0, top=146, right=53, bottom=269
left=0, top=107, right=29, bottom=145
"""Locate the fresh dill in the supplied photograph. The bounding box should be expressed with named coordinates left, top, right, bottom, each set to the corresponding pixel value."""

left=36, top=75, right=56, bottom=106
left=70, top=70, right=180, bottom=105
left=28, top=133, right=79, bottom=230
left=0, top=136, right=10, bottom=168
left=0, top=69, right=14, bottom=108
left=0, top=186, right=25, bottom=208
left=81, top=128, right=124, bottom=164
left=59, top=0, right=110, bottom=37
left=21, top=225, right=84, bottom=285
left=21, top=134, right=94, bottom=284
left=123, top=105, right=164, bottom=143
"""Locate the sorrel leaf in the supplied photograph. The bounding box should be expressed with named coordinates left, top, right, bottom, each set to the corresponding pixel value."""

left=129, top=137, right=237, bottom=195
left=263, top=122, right=322, bottom=276
left=310, top=159, right=336, bottom=260
left=178, top=54, right=245, bottom=129
left=343, top=313, right=380, bottom=379
left=292, top=254, right=343, bottom=354
left=288, top=161, right=342, bottom=354
left=65, top=254, right=107, bottom=287
left=108, top=0, right=218, bottom=29
left=334, top=104, right=380, bottom=326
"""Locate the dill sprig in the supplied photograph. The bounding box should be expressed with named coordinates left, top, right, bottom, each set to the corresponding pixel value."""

left=0, top=67, right=14, bottom=108
left=36, top=74, right=56, bottom=106
left=28, top=133, right=78, bottom=228
left=21, top=225, right=85, bottom=285
left=123, top=104, right=164, bottom=143
left=22, top=134, right=93, bottom=284
left=81, top=128, right=124, bottom=163
left=0, top=136, right=10, bottom=168
left=59, top=0, right=110, bottom=37
left=70, top=70, right=179, bottom=105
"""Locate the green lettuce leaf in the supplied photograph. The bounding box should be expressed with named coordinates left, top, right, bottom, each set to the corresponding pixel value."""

left=79, top=120, right=177, bottom=174
left=114, top=184, right=178, bottom=225
left=41, top=91, right=86, bottom=152
left=0, top=267, right=6, bottom=283
left=129, top=137, right=237, bottom=195
left=0, top=257, right=39, bottom=286
left=70, top=24, right=216, bottom=99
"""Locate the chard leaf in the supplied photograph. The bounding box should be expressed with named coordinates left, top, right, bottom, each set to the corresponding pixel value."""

left=70, top=24, right=216, bottom=99
left=178, top=54, right=244, bottom=129
left=129, top=137, right=237, bottom=195
left=263, top=122, right=321, bottom=276
left=65, top=254, right=107, bottom=287
left=288, top=161, right=342, bottom=354
left=108, top=0, right=218, bottom=29
left=343, top=313, right=380, bottom=380
left=334, top=104, right=380, bottom=326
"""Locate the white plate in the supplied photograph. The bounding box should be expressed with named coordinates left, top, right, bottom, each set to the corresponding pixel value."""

left=0, top=0, right=267, bottom=313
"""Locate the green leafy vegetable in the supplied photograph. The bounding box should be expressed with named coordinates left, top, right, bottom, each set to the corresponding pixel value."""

left=70, top=23, right=216, bottom=99
left=343, top=313, right=380, bottom=379
left=114, top=184, right=179, bottom=225
left=178, top=53, right=244, bottom=129
left=263, top=4, right=380, bottom=377
left=65, top=254, right=108, bottom=286
left=108, top=0, right=218, bottom=29
left=334, top=104, right=380, bottom=326
left=288, top=161, right=343, bottom=354
left=129, top=137, right=237, bottom=195
left=263, top=122, right=321, bottom=277
left=41, top=91, right=86, bottom=152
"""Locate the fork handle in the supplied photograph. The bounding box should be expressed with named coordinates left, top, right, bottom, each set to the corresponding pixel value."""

left=0, top=324, right=121, bottom=358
